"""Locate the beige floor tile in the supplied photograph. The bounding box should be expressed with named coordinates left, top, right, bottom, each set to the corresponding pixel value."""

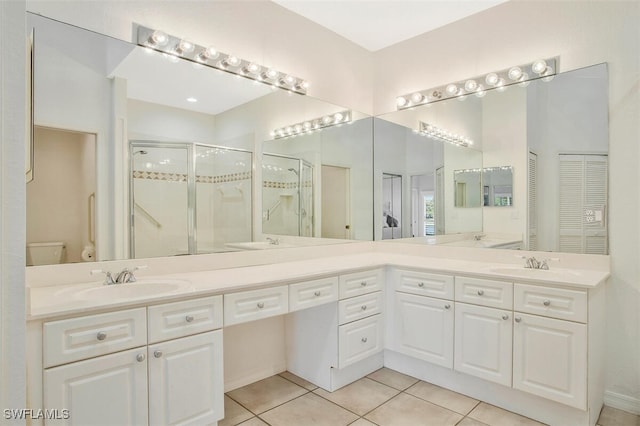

left=227, top=375, right=308, bottom=414
left=468, top=402, right=547, bottom=426
left=238, top=417, right=268, bottom=426
left=457, top=417, right=490, bottom=426
left=405, top=381, right=479, bottom=415
left=260, top=392, right=359, bottom=426
left=367, top=367, right=419, bottom=390
left=314, top=377, right=399, bottom=416
left=364, top=393, right=463, bottom=426
left=598, top=405, right=640, bottom=426
left=220, top=395, right=253, bottom=426
left=349, top=418, right=378, bottom=426
left=279, top=371, right=318, bottom=391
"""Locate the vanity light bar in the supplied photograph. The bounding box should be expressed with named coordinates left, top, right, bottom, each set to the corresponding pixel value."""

left=397, top=57, right=558, bottom=110
left=271, top=110, right=351, bottom=139
left=418, top=121, right=473, bottom=147
left=483, top=166, right=513, bottom=172
left=135, top=25, right=309, bottom=95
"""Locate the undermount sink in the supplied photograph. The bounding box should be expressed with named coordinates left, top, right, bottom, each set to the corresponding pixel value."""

left=225, top=241, right=295, bottom=250
left=70, top=279, right=192, bottom=301
left=488, top=266, right=581, bottom=280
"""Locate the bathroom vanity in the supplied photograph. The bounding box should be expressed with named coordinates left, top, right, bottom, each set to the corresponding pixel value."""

left=26, top=243, right=608, bottom=426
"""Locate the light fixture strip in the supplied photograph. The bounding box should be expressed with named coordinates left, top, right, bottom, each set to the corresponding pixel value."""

left=397, top=57, right=558, bottom=110
left=272, top=110, right=352, bottom=139
left=135, top=25, right=309, bottom=95
left=418, top=121, right=473, bottom=147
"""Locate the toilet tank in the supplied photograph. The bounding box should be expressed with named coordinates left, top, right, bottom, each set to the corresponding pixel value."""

left=26, top=242, right=66, bottom=266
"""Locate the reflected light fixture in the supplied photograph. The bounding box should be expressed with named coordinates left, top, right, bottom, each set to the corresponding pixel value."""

left=136, top=24, right=309, bottom=95
left=396, top=57, right=558, bottom=110
left=271, top=110, right=351, bottom=139
left=418, top=121, right=473, bottom=147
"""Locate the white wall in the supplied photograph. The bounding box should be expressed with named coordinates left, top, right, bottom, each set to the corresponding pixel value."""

left=374, top=0, right=640, bottom=410
left=0, top=0, right=27, bottom=417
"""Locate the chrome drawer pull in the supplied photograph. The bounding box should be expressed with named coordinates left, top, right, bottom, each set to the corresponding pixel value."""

left=444, top=304, right=451, bottom=310
left=154, top=350, right=163, bottom=358
left=543, top=299, right=551, bottom=306
left=185, top=315, right=194, bottom=323
left=361, top=337, right=368, bottom=343
left=361, top=305, right=367, bottom=311
left=502, top=314, right=509, bottom=320
left=96, top=331, right=107, bottom=341
left=360, top=281, right=367, bottom=287
left=477, top=290, right=484, bottom=296
left=314, top=291, right=321, bottom=297
left=418, top=282, right=425, bottom=287
left=136, top=353, right=145, bottom=362
left=515, top=317, right=522, bottom=323
left=257, top=302, right=265, bottom=309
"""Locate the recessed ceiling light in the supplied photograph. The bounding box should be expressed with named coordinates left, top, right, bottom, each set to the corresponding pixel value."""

left=186, top=97, right=198, bottom=103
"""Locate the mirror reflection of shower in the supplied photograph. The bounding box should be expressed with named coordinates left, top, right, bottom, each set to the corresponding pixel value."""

left=130, top=141, right=252, bottom=258
left=263, top=154, right=314, bottom=237
left=382, top=173, right=402, bottom=239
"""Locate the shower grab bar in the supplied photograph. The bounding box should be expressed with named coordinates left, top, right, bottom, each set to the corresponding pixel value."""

left=134, top=202, right=162, bottom=229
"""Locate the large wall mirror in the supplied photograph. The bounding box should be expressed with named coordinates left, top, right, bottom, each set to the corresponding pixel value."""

left=27, top=13, right=372, bottom=266
left=373, top=63, right=609, bottom=254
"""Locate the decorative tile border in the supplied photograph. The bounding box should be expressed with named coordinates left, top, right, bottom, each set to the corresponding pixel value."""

left=133, top=170, right=251, bottom=184
left=262, top=180, right=312, bottom=189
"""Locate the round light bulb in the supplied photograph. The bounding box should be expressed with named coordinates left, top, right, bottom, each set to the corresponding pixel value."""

left=485, top=73, right=499, bottom=86
left=541, top=66, right=555, bottom=82
left=322, top=115, right=333, bottom=125
left=464, top=80, right=478, bottom=92
left=445, top=84, right=458, bottom=95
left=410, top=92, right=424, bottom=103
left=264, top=69, right=279, bottom=80
left=177, top=40, right=194, bottom=54
left=508, top=66, right=523, bottom=81
left=334, top=112, right=344, bottom=122
left=226, top=55, right=241, bottom=67
left=475, top=84, right=486, bottom=98
left=517, top=72, right=530, bottom=87
left=246, top=63, right=261, bottom=74
left=532, top=59, right=547, bottom=74
left=396, top=96, right=408, bottom=107
left=294, top=124, right=303, bottom=133
left=303, top=121, right=312, bottom=130
left=284, top=75, right=296, bottom=85
left=149, top=30, right=168, bottom=47
left=286, top=126, right=293, bottom=134
left=496, top=78, right=507, bottom=92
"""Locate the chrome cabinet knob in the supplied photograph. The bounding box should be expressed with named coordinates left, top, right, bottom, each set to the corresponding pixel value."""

left=502, top=314, right=509, bottom=320
left=418, top=282, right=425, bottom=287
left=136, top=353, right=145, bottom=362
left=444, top=304, right=451, bottom=310
left=360, top=281, right=367, bottom=287
left=361, top=337, right=368, bottom=343
left=361, top=305, right=367, bottom=311
left=477, top=290, right=484, bottom=296
left=257, top=302, right=265, bottom=309
left=515, top=317, right=522, bottom=323
left=314, top=291, right=321, bottom=297
left=154, top=350, right=163, bottom=358
left=96, top=331, right=107, bottom=341
left=543, top=299, right=551, bottom=306
left=185, top=315, right=194, bottom=323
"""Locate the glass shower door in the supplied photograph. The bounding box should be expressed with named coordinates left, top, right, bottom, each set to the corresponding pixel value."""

left=131, top=144, right=190, bottom=258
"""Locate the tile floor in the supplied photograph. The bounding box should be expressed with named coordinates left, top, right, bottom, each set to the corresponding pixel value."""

left=222, top=368, right=640, bottom=426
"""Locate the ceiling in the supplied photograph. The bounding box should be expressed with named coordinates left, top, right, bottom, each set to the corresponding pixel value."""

left=272, top=0, right=509, bottom=52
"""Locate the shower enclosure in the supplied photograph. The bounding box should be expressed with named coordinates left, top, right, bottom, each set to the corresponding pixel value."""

left=262, top=153, right=314, bottom=237
left=130, top=141, right=252, bottom=258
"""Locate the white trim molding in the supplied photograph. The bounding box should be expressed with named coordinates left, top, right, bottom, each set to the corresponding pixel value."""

left=604, top=390, right=640, bottom=415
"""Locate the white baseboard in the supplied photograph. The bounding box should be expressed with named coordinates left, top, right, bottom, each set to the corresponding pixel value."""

left=604, top=390, right=640, bottom=415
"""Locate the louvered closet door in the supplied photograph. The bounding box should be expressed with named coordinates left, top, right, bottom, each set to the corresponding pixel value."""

left=528, top=152, right=538, bottom=251
left=559, top=154, right=608, bottom=254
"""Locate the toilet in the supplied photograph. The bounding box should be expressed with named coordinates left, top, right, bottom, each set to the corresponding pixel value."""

left=26, top=242, right=66, bottom=266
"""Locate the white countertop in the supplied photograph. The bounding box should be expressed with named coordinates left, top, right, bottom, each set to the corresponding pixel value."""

left=28, top=251, right=610, bottom=321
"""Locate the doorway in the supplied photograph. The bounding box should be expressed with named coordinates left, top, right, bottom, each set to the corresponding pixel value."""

left=321, top=165, right=351, bottom=239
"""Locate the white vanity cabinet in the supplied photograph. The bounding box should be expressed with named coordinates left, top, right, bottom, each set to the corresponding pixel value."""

left=37, top=296, right=224, bottom=426
left=390, top=269, right=454, bottom=368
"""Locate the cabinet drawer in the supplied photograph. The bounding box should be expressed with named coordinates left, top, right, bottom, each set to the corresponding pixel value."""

left=514, top=283, right=587, bottom=323
left=148, top=295, right=223, bottom=343
left=338, top=291, right=383, bottom=325
left=339, top=269, right=384, bottom=299
left=44, top=308, right=147, bottom=368
left=224, top=286, right=288, bottom=326
left=338, top=314, right=383, bottom=369
left=455, top=276, right=513, bottom=309
left=395, top=269, right=454, bottom=299
left=289, top=276, right=339, bottom=312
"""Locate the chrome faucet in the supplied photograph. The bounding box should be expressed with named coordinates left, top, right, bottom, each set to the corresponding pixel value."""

left=473, top=234, right=485, bottom=241
left=115, top=268, right=137, bottom=284
left=523, top=257, right=550, bottom=270
left=91, top=265, right=147, bottom=285
left=266, top=237, right=280, bottom=245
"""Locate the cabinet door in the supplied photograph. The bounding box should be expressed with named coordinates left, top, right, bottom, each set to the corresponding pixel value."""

left=454, top=303, right=512, bottom=386
left=394, top=292, right=453, bottom=368
left=513, top=313, right=587, bottom=409
left=338, top=314, right=383, bottom=369
left=148, top=330, right=224, bottom=425
left=44, top=347, right=148, bottom=426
